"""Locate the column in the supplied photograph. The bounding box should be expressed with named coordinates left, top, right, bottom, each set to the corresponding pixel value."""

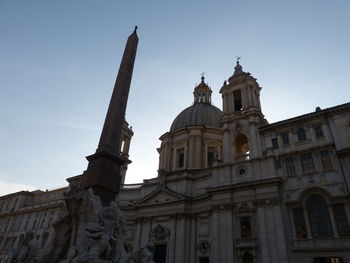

left=188, top=136, right=194, bottom=169
left=140, top=217, right=151, bottom=246
left=266, top=207, right=279, bottom=262
left=222, top=125, right=232, bottom=164
left=328, top=204, right=339, bottom=237
left=133, top=218, right=143, bottom=250
left=221, top=209, right=234, bottom=262
left=211, top=210, right=220, bottom=262
left=229, top=93, right=234, bottom=113
left=257, top=207, right=270, bottom=263
left=223, top=94, right=228, bottom=113
left=189, top=215, right=197, bottom=263
left=249, top=123, right=260, bottom=158
left=175, top=215, right=186, bottom=262
left=242, top=87, right=249, bottom=110
left=167, top=217, right=177, bottom=263
left=272, top=206, right=288, bottom=262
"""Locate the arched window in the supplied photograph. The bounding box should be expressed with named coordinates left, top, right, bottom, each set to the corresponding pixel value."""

left=242, top=252, right=254, bottom=263
left=120, top=140, right=125, bottom=154
left=235, top=134, right=249, bottom=158
left=234, top=89, right=243, bottom=111
left=297, top=128, right=307, bottom=141
left=306, top=195, right=333, bottom=238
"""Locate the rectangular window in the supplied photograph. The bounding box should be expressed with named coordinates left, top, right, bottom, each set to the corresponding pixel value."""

left=207, top=147, right=216, bottom=167
left=233, top=90, right=243, bottom=112
left=320, top=150, right=333, bottom=170
left=293, top=208, right=307, bottom=239
left=240, top=217, right=252, bottom=238
left=297, top=128, right=307, bottom=141
left=154, top=244, right=167, bottom=263
left=176, top=148, right=185, bottom=168
left=285, top=157, right=296, bottom=176
left=272, top=138, right=278, bottom=149
left=282, top=132, right=289, bottom=144
left=307, top=197, right=333, bottom=238
left=300, top=153, right=315, bottom=173
left=332, top=204, right=350, bottom=237
left=314, top=125, right=324, bottom=137
left=274, top=159, right=282, bottom=169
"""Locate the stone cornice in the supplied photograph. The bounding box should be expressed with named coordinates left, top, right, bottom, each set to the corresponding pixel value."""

left=268, top=143, right=336, bottom=158
left=220, top=110, right=265, bottom=125
left=0, top=201, right=64, bottom=218
left=337, top=148, right=350, bottom=156
left=207, top=177, right=282, bottom=194
left=0, top=191, right=29, bottom=200
left=159, top=125, right=223, bottom=141
left=259, top=102, right=350, bottom=132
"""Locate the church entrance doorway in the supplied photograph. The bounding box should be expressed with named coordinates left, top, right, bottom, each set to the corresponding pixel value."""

left=153, top=244, right=167, bottom=263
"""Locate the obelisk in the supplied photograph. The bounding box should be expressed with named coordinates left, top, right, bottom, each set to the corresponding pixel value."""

left=82, top=27, right=139, bottom=203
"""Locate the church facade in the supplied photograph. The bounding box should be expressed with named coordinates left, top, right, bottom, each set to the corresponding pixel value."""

left=1, top=61, right=350, bottom=263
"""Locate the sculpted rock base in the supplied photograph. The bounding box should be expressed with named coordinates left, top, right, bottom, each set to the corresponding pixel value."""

left=7, top=186, right=154, bottom=263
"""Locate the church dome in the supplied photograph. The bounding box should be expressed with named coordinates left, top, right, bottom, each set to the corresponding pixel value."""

left=170, top=76, right=223, bottom=132
left=170, top=103, right=223, bottom=132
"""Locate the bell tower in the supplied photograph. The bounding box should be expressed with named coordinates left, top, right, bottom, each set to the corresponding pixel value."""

left=220, top=60, right=262, bottom=115
left=220, top=60, right=266, bottom=163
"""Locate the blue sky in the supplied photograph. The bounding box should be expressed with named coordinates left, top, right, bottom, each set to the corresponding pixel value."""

left=0, top=0, right=349, bottom=194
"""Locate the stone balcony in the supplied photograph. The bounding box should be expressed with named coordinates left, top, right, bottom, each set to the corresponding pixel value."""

left=236, top=238, right=258, bottom=248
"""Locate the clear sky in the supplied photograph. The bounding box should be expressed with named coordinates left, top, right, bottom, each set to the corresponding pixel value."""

left=0, top=0, right=349, bottom=195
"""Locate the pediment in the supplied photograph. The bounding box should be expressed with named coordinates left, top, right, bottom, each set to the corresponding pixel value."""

left=135, top=187, right=187, bottom=206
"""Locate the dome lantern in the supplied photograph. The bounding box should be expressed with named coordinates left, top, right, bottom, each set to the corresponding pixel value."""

left=170, top=76, right=223, bottom=133
left=193, top=75, right=212, bottom=104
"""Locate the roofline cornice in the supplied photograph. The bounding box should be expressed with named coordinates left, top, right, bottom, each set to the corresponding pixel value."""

left=259, top=102, right=350, bottom=132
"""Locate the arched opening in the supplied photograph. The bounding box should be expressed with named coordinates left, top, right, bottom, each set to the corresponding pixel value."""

left=306, top=195, right=333, bottom=238
left=234, top=89, right=243, bottom=111
left=242, top=252, right=254, bottom=263
left=120, top=140, right=125, bottom=154
left=235, top=134, right=249, bottom=159
left=153, top=244, right=167, bottom=263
